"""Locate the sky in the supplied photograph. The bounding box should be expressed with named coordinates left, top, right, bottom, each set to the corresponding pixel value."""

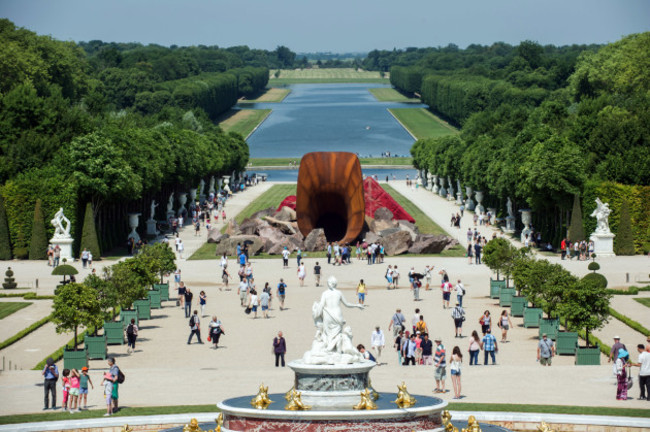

left=1, top=0, right=649, bottom=53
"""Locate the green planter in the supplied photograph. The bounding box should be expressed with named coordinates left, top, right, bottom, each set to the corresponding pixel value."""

left=120, top=310, right=139, bottom=328
left=499, top=288, right=516, bottom=307
left=148, top=290, right=161, bottom=309
left=153, top=283, right=170, bottom=301
left=556, top=331, right=579, bottom=355
left=523, top=307, right=543, bottom=328
left=134, top=299, right=151, bottom=320
left=63, top=347, right=88, bottom=370
left=511, top=296, right=528, bottom=317
left=490, top=278, right=505, bottom=299
left=539, top=318, right=560, bottom=340
left=84, top=334, right=107, bottom=360
left=104, top=321, right=125, bottom=345
left=575, top=343, right=601, bottom=365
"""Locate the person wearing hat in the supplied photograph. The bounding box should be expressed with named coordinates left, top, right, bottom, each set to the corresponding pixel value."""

left=370, top=326, right=385, bottom=364
left=615, top=349, right=630, bottom=400
left=42, top=357, right=59, bottom=410
left=609, top=336, right=627, bottom=363
left=79, top=366, right=93, bottom=409
left=537, top=333, right=555, bottom=366
left=433, top=337, right=447, bottom=393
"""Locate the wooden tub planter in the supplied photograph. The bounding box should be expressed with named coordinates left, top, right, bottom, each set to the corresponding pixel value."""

left=538, top=318, right=560, bottom=340
left=523, top=307, right=542, bottom=328
left=499, top=288, right=516, bottom=307
left=104, top=321, right=125, bottom=345
left=556, top=331, right=578, bottom=355
left=84, top=334, right=107, bottom=360
left=148, top=290, right=162, bottom=309
left=63, top=347, right=88, bottom=370
left=153, top=283, right=170, bottom=301
left=511, top=296, right=528, bottom=317
left=490, top=278, right=505, bottom=299
left=575, top=343, right=601, bottom=365
left=134, top=299, right=151, bottom=320
left=120, top=310, right=138, bottom=328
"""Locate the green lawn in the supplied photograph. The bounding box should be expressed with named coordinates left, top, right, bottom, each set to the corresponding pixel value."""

left=248, top=157, right=413, bottom=167
left=369, top=88, right=419, bottom=103
left=0, top=302, right=32, bottom=320
left=634, top=297, right=650, bottom=308
left=238, top=88, right=290, bottom=103
left=389, top=108, right=458, bottom=140
left=217, top=109, right=271, bottom=138
left=269, top=68, right=388, bottom=84
left=381, top=184, right=446, bottom=236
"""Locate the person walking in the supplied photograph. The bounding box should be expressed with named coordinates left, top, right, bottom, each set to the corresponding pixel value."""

left=174, top=268, right=181, bottom=289
left=615, top=349, right=629, bottom=400
left=498, top=310, right=513, bottom=342
left=357, top=279, right=367, bottom=305
left=187, top=310, right=203, bottom=344
left=403, top=333, right=417, bottom=365
left=177, top=239, right=184, bottom=259
left=479, top=310, right=491, bottom=335
left=42, top=357, right=59, bottom=410
left=107, top=357, right=121, bottom=413
left=480, top=328, right=498, bottom=365
left=273, top=331, right=287, bottom=367
left=394, top=330, right=404, bottom=365
left=468, top=331, right=481, bottom=365
left=450, top=346, right=463, bottom=399
left=199, top=291, right=207, bottom=317
left=466, top=243, right=473, bottom=264
left=632, top=344, right=650, bottom=400
left=370, top=326, right=385, bottom=364
left=297, top=263, right=306, bottom=287
left=433, top=337, right=447, bottom=393
left=249, top=289, right=259, bottom=319
left=125, top=318, right=138, bottom=354
left=260, top=289, right=270, bottom=318
left=388, top=308, right=406, bottom=338
left=183, top=288, right=194, bottom=318
left=282, top=247, right=290, bottom=269
left=277, top=279, right=287, bottom=311
left=80, top=248, right=89, bottom=269
left=537, top=333, right=555, bottom=366
left=451, top=302, right=465, bottom=338
left=421, top=333, right=433, bottom=365
left=455, top=280, right=465, bottom=307
left=208, top=316, right=224, bottom=349
left=221, top=266, right=230, bottom=290
left=474, top=242, right=482, bottom=264
left=441, top=279, right=452, bottom=309
left=313, top=262, right=321, bottom=287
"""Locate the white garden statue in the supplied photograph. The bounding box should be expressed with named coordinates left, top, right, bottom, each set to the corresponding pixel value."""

left=51, top=208, right=71, bottom=239
left=590, top=198, right=612, bottom=235
left=149, top=200, right=158, bottom=221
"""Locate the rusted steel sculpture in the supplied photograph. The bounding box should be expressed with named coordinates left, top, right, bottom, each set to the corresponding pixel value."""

left=296, top=152, right=365, bottom=244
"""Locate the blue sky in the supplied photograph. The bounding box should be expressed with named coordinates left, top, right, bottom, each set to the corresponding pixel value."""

left=1, top=0, right=648, bottom=52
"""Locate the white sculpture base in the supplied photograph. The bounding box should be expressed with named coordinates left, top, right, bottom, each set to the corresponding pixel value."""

left=590, top=232, right=616, bottom=257
left=504, top=216, right=516, bottom=233
left=456, top=192, right=463, bottom=205
left=521, top=227, right=532, bottom=244
left=475, top=204, right=485, bottom=215
left=51, top=237, right=74, bottom=261
left=127, top=230, right=141, bottom=244
left=146, top=220, right=159, bottom=236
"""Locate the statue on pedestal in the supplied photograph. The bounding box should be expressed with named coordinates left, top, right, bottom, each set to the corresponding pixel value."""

left=506, top=197, right=514, bottom=218
left=149, top=200, right=158, bottom=221
left=51, top=208, right=71, bottom=239
left=208, top=176, right=216, bottom=195
left=167, top=193, right=174, bottom=215
left=590, top=198, right=612, bottom=235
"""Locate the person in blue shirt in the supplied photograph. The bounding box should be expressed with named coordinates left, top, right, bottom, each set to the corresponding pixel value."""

left=277, top=279, right=287, bottom=311
left=42, top=357, right=59, bottom=409
left=238, top=252, right=246, bottom=266
left=480, top=328, right=498, bottom=365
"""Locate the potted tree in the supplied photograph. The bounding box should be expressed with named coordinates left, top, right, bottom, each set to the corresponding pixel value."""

left=109, top=256, right=153, bottom=323
left=143, top=243, right=176, bottom=303
left=51, top=283, right=102, bottom=369
left=483, top=238, right=509, bottom=299
left=535, top=263, right=575, bottom=340
left=513, top=256, right=543, bottom=328
left=83, top=272, right=118, bottom=354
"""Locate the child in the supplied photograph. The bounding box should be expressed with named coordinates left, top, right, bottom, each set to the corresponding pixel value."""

left=101, top=372, right=114, bottom=416
left=79, top=366, right=94, bottom=409
left=61, top=369, right=70, bottom=411
left=69, top=369, right=81, bottom=413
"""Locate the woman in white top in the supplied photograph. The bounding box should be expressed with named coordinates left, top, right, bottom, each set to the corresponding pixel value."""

left=498, top=310, right=513, bottom=342
left=450, top=346, right=463, bottom=399
left=248, top=290, right=259, bottom=319
left=297, top=263, right=306, bottom=286
left=468, top=330, right=481, bottom=365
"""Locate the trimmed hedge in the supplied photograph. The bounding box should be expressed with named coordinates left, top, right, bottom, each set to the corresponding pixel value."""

left=609, top=307, right=650, bottom=337
left=79, top=202, right=101, bottom=258
left=0, top=195, right=11, bottom=260
left=0, top=314, right=52, bottom=351
left=28, top=199, right=48, bottom=260
left=606, top=285, right=650, bottom=295
left=614, top=199, right=635, bottom=255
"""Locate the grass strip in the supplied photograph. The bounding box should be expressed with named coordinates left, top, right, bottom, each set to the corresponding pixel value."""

left=239, top=88, right=290, bottom=103
left=389, top=108, right=458, bottom=140
left=369, top=88, right=419, bottom=102
left=606, top=285, right=650, bottom=295
left=0, top=314, right=51, bottom=351
left=609, top=307, right=650, bottom=336
left=634, top=298, right=650, bottom=308
left=217, top=109, right=271, bottom=138
left=380, top=184, right=448, bottom=236
left=269, top=78, right=388, bottom=85
left=446, top=402, right=650, bottom=418
left=248, top=157, right=413, bottom=167
left=0, top=302, right=32, bottom=319
left=0, top=292, right=55, bottom=300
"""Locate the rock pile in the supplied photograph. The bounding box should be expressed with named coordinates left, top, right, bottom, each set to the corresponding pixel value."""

left=208, top=206, right=457, bottom=256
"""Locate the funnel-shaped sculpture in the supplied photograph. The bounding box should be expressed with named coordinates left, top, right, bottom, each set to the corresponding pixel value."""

left=297, top=152, right=365, bottom=244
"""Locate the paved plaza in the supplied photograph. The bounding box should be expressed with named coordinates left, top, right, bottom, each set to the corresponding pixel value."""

left=0, top=181, right=649, bottom=416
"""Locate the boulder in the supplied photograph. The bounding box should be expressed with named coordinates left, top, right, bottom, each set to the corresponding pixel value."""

left=407, top=234, right=456, bottom=254
left=304, top=228, right=327, bottom=251
left=267, top=238, right=295, bottom=255
left=224, top=220, right=240, bottom=236
left=379, top=227, right=401, bottom=237
left=288, top=232, right=305, bottom=249
left=398, top=220, right=419, bottom=241
left=265, top=216, right=296, bottom=234
left=250, top=207, right=276, bottom=220
left=370, top=218, right=398, bottom=233
left=239, top=218, right=264, bottom=235
left=363, top=231, right=382, bottom=244
left=215, top=235, right=265, bottom=257
left=374, top=207, right=394, bottom=222
left=382, top=230, right=412, bottom=256
left=274, top=206, right=297, bottom=222
left=207, top=230, right=229, bottom=244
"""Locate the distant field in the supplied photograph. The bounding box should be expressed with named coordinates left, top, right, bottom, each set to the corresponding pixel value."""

left=217, top=109, right=271, bottom=138
left=389, top=108, right=458, bottom=140
left=239, top=88, right=290, bottom=103
left=249, top=157, right=413, bottom=167
left=269, top=68, right=389, bottom=84
left=369, top=88, right=419, bottom=103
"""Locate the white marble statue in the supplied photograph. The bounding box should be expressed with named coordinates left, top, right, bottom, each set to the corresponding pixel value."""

left=590, top=198, right=612, bottom=235
left=506, top=197, right=514, bottom=218
left=149, top=200, right=158, bottom=221
left=167, top=193, right=174, bottom=214
left=198, top=179, right=205, bottom=197
left=303, top=276, right=365, bottom=365
left=51, top=208, right=71, bottom=239
left=208, top=176, right=216, bottom=195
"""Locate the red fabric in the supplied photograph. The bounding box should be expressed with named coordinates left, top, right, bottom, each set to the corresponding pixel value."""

left=277, top=195, right=296, bottom=212
left=276, top=178, right=414, bottom=223
left=363, top=177, right=415, bottom=222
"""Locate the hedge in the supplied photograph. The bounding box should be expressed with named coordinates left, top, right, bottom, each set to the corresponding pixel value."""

left=609, top=307, right=650, bottom=337
left=0, top=314, right=52, bottom=351
left=28, top=199, right=48, bottom=260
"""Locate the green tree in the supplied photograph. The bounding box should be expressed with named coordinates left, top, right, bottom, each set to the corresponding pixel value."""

left=139, top=242, right=176, bottom=283
left=560, top=277, right=611, bottom=347
left=84, top=272, right=118, bottom=322
left=107, top=256, right=154, bottom=310
left=28, top=199, right=48, bottom=260
left=482, top=238, right=512, bottom=281
left=51, top=282, right=102, bottom=349
left=614, top=199, right=635, bottom=255
left=0, top=195, right=11, bottom=260
left=513, top=258, right=573, bottom=317
left=567, top=194, right=585, bottom=243
left=79, top=202, right=101, bottom=259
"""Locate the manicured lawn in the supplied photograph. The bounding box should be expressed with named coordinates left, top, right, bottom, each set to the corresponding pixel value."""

left=369, top=88, right=419, bottom=103
left=233, top=184, right=296, bottom=224
left=0, top=302, right=32, bottom=320
left=239, top=88, right=290, bottom=103
left=269, top=68, right=388, bottom=84
left=248, top=157, right=413, bottom=167
left=381, top=184, right=447, bottom=236
left=217, top=109, right=272, bottom=138
left=389, top=108, right=458, bottom=140
left=634, top=297, right=650, bottom=308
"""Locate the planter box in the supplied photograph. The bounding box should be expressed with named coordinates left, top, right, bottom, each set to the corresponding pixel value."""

left=134, top=299, right=151, bottom=320
left=148, top=290, right=161, bottom=309
left=539, top=318, right=560, bottom=340
left=511, top=296, right=528, bottom=317
left=120, top=310, right=139, bottom=328
left=63, top=348, right=88, bottom=370
left=556, top=331, right=579, bottom=355
left=104, top=321, right=124, bottom=345
left=84, top=334, right=107, bottom=360
left=490, top=278, right=505, bottom=299
left=575, top=344, right=601, bottom=365
left=523, top=307, right=542, bottom=328
left=153, top=283, right=170, bottom=301
left=499, top=288, right=516, bottom=307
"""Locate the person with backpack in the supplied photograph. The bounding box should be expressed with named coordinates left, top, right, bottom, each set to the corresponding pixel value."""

left=125, top=319, right=138, bottom=354
left=187, top=310, right=203, bottom=344
left=277, top=279, right=287, bottom=311
left=107, top=357, right=123, bottom=413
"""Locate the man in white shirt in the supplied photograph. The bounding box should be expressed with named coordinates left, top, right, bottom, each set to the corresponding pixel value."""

left=238, top=280, right=249, bottom=306
left=633, top=344, right=650, bottom=400
left=370, top=326, right=385, bottom=364
left=455, top=280, right=465, bottom=307
left=281, top=247, right=290, bottom=268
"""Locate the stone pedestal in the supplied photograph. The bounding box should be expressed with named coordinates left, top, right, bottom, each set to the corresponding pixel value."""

left=504, top=216, right=516, bottom=233
left=51, top=238, right=74, bottom=261
left=432, top=175, right=439, bottom=194
left=487, top=207, right=496, bottom=225
left=456, top=192, right=463, bottom=205
left=146, top=220, right=159, bottom=236
left=519, top=209, right=532, bottom=244
left=128, top=213, right=141, bottom=243
left=475, top=191, right=485, bottom=214
left=438, top=178, right=446, bottom=198
left=590, top=232, right=616, bottom=257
